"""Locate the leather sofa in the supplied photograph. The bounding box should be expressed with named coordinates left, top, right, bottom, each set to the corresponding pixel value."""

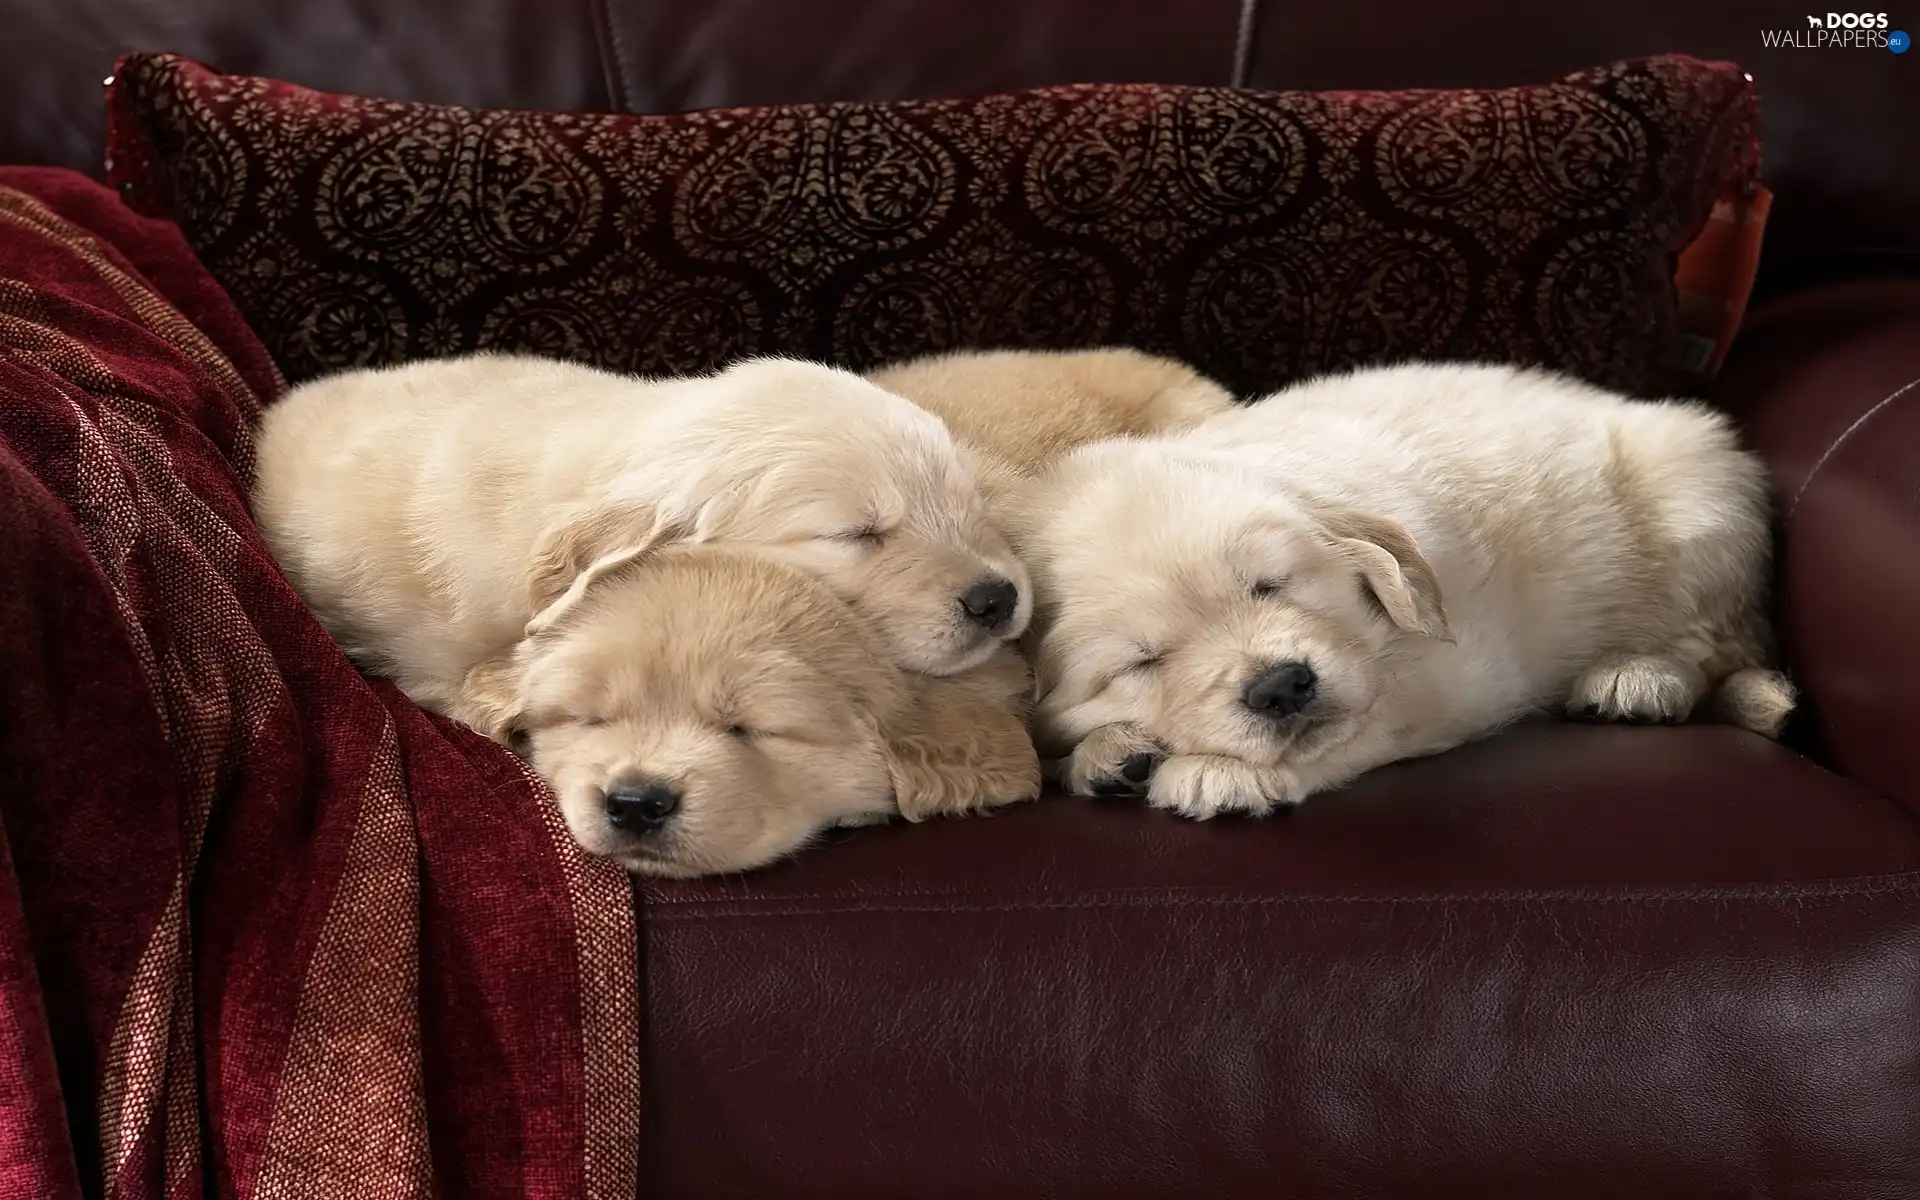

left=7, top=2, right=1917, bottom=1196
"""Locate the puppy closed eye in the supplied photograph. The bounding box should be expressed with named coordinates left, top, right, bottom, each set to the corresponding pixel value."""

left=718, top=714, right=806, bottom=742
left=704, top=708, right=756, bottom=739
left=722, top=719, right=826, bottom=746
left=1250, top=576, right=1288, bottom=599
left=1110, top=651, right=1164, bottom=681
left=826, top=523, right=888, bottom=547
left=1090, top=652, right=1164, bottom=699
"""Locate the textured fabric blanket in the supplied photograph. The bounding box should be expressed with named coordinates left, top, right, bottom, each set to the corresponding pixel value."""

left=0, top=167, right=637, bottom=1199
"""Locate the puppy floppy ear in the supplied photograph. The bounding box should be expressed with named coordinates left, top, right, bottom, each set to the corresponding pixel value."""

left=525, top=500, right=685, bottom=635
left=1319, top=506, right=1451, bottom=642
left=881, top=649, right=1042, bottom=821
left=448, top=652, right=528, bottom=749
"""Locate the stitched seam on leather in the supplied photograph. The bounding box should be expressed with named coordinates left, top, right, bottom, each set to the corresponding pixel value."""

left=642, top=872, right=1920, bottom=915
left=1785, top=371, right=1920, bottom=519
left=584, top=0, right=632, bottom=112
left=1231, top=0, right=1261, bottom=87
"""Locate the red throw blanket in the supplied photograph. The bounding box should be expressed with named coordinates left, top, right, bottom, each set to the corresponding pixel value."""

left=0, top=168, right=638, bottom=1199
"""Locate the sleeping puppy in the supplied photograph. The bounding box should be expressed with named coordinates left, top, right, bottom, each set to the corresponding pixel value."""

left=1004, top=361, right=1796, bottom=819
left=454, top=544, right=1041, bottom=876
left=254, top=353, right=1031, bottom=720
left=866, top=346, right=1236, bottom=501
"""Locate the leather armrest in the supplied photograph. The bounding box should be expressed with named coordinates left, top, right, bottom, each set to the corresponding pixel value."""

left=1717, top=279, right=1920, bottom=813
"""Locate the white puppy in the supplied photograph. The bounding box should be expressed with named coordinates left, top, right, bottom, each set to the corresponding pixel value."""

left=253, top=353, right=1031, bottom=721
left=1005, top=362, right=1796, bottom=819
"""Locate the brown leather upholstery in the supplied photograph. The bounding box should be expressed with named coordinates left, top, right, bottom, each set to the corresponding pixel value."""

left=1721, top=280, right=1920, bottom=815
left=6, top=2, right=1917, bottom=1195
left=596, top=0, right=1247, bottom=112
left=7, top=0, right=1917, bottom=269
left=641, top=726, right=1920, bottom=1197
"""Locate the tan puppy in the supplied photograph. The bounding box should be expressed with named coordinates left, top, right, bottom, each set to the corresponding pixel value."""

left=867, top=347, right=1236, bottom=499
left=254, top=353, right=1031, bottom=720
left=1004, top=362, right=1796, bottom=819
left=452, top=545, right=1039, bottom=876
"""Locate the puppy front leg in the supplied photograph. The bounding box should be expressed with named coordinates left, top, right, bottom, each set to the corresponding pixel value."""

left=1147, top=754, right=1299, bottom=819
left=1057, top=722, right=1165, bottom=797
left=1147, top=748, right=1376, bottom=820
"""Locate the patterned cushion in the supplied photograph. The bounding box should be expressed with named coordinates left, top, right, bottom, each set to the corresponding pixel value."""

left=107, top=53, right=1757, bottom=396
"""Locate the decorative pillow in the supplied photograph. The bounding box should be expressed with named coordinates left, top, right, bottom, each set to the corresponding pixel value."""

left=106, top=53, right=1757, bottom=397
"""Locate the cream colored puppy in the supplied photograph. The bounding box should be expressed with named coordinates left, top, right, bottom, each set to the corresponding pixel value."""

left=454, top=545, right=1039, bottom=877
left=867, top=347, right=1236, bottom=499
left=1005, top=361, right=1796, bottom=819
left=254, top=353, right=1031, bottom=719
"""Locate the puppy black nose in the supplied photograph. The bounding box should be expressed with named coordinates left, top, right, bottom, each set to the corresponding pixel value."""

left=604, top=780, right=680, bottom=832
left=1242, top=661, right=1317, bottom=719
left=958, top=576, right=1020, bottom=632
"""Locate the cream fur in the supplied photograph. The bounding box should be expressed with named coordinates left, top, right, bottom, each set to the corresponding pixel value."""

left=253, top=352, right=1032, bottom=723
left=870, top=345, right=1236, bottom=467
left=1002, top=361, right=1796, bottom=819
left=455, top=546, right=1039, bottom=877
left=868, top=346, right=1237, bottom=504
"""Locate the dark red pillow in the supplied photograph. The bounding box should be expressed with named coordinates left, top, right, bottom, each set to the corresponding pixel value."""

left=107, top=53, right=1756, bottom=396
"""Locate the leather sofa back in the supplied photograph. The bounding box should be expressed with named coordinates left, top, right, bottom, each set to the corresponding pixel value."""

left=7, top=0, right=1914, bottom=270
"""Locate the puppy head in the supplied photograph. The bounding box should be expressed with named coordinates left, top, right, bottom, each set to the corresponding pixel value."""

left=1016, top=443, right=1449, bottom=769
left=542, top=358, right=1030, bottom=675
left=465, top=546, right=1039, bottom=877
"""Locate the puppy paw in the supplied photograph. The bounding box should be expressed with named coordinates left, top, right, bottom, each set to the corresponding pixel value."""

left=1566, top=655, right=1708, bottom=725
left=1059, top=723, right=1165, bottom=797
left=1146, top=754, right=1300, bottom=820
left=1705, top=667, right=1797, bottom=740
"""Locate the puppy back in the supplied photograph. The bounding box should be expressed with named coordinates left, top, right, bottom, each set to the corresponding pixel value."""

left=869, top=347, right=1235, bottom=477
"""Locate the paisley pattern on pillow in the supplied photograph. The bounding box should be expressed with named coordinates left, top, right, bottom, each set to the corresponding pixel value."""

left=108, top=53, right=1757, bottom=396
